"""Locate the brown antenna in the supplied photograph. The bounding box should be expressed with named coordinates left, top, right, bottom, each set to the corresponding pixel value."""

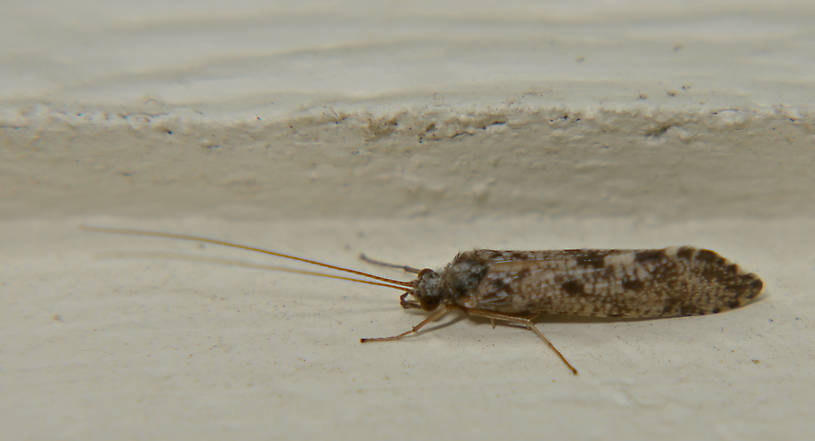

left=80, top=225, right=413, bottom=289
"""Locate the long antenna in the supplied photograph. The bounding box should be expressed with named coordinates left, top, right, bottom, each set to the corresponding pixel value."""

left=97, top=251, right=409, bottom=290
left=81, top=225, right=414, bottom=288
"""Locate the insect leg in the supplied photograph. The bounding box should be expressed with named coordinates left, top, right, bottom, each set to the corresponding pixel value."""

left=359, top=253, right=422, bottom=274
left=465, top=308, right=578, bottom=375
left=360, top=306, right=452, bottom=342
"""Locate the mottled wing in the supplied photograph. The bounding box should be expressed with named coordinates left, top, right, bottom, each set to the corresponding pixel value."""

left=455, top=248, right=763, bottom=318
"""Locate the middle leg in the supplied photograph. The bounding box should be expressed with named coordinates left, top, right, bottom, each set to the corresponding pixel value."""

left=465, top=308, right=578, bottom=375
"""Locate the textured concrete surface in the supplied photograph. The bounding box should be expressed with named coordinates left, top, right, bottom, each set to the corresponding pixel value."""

left=2, top=1, right=814, bottom=440
left=3, top=104, right=813, bottom=221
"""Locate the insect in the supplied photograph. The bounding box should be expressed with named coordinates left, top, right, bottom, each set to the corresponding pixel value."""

left=82, top=225, right=764, bottom=375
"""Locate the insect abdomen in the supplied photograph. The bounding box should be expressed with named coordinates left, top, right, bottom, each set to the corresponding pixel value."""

left=456, top=247, right=763, bottom=318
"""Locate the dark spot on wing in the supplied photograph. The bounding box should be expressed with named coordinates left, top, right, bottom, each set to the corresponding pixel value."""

left=676, top=247, right=694, bottom=260
left=695, top=249, right=719, bottom=263
left=694, top=249, right=730, bottom=283
left=730, top=274, right=763, bottom=299
left=635, top=250, right=666, bottom=263
left=748, top=277, right=763, bottom=297
left=561, top=280, right=585, bottom=296
left=490, top=277, right=509, bottom=291
left=679, top=304, right=699, bottom=315
left=575, top=251, right=607, bottom=269
left=622, top=279, right=644, bottom=291
left=473, top=250, right=546, bottom=262
left=662, top=296, right=683, bottom=315
left=510, top=251, right=536, bottom=260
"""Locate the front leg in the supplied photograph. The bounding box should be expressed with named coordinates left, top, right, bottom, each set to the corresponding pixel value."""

left=360, top=305, right=453, bottom=343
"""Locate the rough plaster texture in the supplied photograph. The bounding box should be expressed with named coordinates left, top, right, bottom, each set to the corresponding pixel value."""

left=4, top=104, right=813, bottom=221
left=1, top=1, right=814, bottom=440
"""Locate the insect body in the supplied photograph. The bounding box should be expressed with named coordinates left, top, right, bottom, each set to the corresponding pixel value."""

left=82, top=226, right=763, bottom=375
left=407, top=248, right=763, bottom=318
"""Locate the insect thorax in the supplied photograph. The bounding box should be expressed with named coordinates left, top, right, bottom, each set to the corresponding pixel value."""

left=411, top=253, right=489, bottom=311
